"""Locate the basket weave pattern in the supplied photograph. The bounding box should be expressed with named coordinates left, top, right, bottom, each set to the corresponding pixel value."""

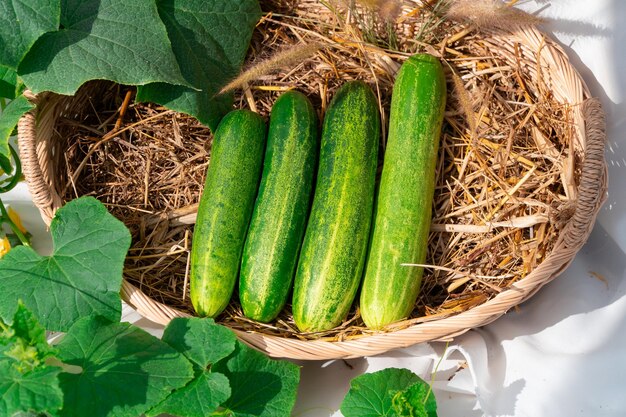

left=17, top=24, right=607, bottom=359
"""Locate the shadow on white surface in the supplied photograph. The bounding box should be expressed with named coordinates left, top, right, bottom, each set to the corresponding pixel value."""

left=291, top=358, right=367, bottom=416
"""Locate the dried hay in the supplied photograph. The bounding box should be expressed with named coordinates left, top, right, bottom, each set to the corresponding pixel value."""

left=53, top=0, right=578, bottom=341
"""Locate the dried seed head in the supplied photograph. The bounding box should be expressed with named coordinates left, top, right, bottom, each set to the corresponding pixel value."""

left=356, top=0, right=402, bottom=21
left=446, top=0, right=544, bottom=30
left=219, top=43, right=322, bottom=94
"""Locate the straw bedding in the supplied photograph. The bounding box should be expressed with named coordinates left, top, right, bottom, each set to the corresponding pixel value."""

left=17, top=0, right=607, bottom=356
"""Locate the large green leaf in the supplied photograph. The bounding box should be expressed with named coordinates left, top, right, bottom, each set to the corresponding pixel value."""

left=340, top=368, right=428, bottom=417
left=213, top=341, right=300, bottom=417
left=0, top=94, right=34, bottom=161
left=18, top=0, right=190, bottom=95
left=0, top=361, right=63, bottom=417
left=0, top=197, right=131, bottom=331
left=136, top=0, right=262, bottom=131
left=0, top=0, right=60, bottom=69
left=56, top=315, right=194, bottom=417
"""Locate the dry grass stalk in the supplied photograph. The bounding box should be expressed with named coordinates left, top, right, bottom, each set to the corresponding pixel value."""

left=51, top=0, right=577, bottom=341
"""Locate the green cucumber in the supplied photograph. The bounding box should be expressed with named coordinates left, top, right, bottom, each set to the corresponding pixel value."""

left=292, top=81, right=380, bottom=332
left=239, top=90, right=319, bottom=322
left=190, top=109, right=266, bottom=318
left=360, top=53, right=446, bottom=329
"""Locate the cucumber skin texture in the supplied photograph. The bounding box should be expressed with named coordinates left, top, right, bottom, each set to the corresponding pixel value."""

left=292, top=81, right=380, bottom=332
left=190, top=110, right=266, bottom=318
left=361, top=53, right=447, bottom=329
left=239, top=91, right=319, bottom=323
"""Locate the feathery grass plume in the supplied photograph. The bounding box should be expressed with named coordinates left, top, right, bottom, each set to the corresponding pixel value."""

left=450, top=69, right=477, bottom=135
left=445, top=0, right=544, bottom=30
left=356, top=0, right=402, bottom=21
left=219, top=43, right=321, bottom=94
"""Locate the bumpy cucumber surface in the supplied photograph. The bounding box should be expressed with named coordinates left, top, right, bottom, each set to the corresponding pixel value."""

left=190, top=110, right=266, bottom=318
left=292, top=81, right=379, bottom=332
left=239, top=91, right=319, bottom=322
left=360, top=53, right=446, bottom=329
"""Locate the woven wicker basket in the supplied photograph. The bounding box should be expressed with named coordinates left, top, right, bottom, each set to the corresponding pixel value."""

left=17, top=22, right=607, bottom=360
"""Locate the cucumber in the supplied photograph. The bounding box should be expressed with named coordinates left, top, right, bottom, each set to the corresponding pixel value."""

left=292, top=81, right=380, bottom=332
left=239, top=91, right=319, bottom=322
left=360, top=53, right=446, bottom=329
left=190, top=109, right=266, bottom=318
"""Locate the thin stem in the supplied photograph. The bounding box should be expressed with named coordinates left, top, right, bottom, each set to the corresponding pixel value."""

left=425, top=341, right=449, bottom=404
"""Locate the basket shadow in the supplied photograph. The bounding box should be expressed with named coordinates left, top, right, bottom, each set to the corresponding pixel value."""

left=541, top=17, right=612, bottom=38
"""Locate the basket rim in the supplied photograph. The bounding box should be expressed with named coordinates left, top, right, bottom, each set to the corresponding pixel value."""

left=16, top=24, right=608, bottom=360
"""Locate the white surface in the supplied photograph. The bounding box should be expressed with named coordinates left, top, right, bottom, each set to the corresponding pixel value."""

left=4, top=1, right=625, bottom=416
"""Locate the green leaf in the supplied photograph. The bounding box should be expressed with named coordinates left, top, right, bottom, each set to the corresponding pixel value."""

left=56, top=315, right=194, bottom=417
left=0, top=66, right=22, bottom=99
left=136, top=0, right=262, bottom=131
left=391, top=380, right=438, bottom=417
left=18, top=0, right=190, bottom=95
left=0, top=94, right=34, bottom=160
left=147, top=371, right=230, bottom=417
left=0, top=0, right=60, bottom=69
left=213, top=341, right=300, bottom=417
left=161, top=317, right=237, bottom=369
left=340, top=368, right=427, bottom=417
left=0, top=361, right=63, bottom=417
left=0, top=197, right=131, bottom=331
